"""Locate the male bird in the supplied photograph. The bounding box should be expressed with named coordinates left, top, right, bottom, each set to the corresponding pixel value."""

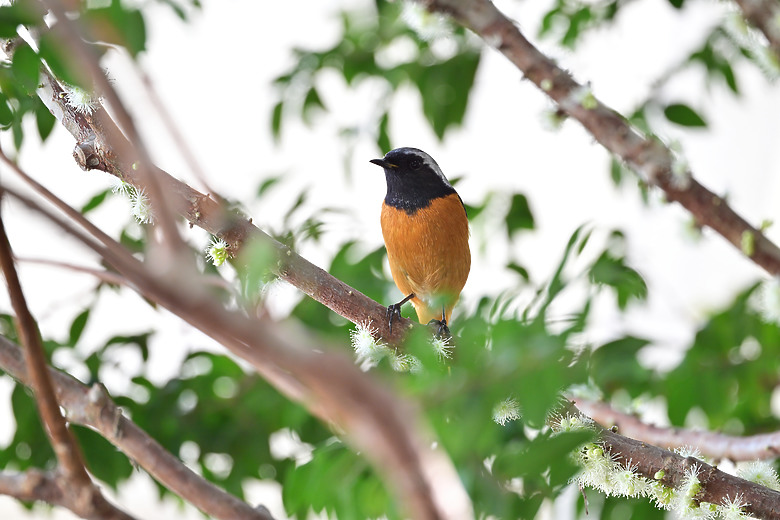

left=370, top=147, right=470, bottom=336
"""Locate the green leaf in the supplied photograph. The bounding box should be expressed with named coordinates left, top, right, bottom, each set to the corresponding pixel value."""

left=505, top=193, right=535, bottom=238
left=39, top=32, right=89, bottom=89
left=667, top=0, right=685, bottom=8
left=0, top=93, right=13, bottom=126
left=68, top=308, right=91, bottom=346
left=257, top=176, right=282, bottom=199
left=83, top=3, right=147, bottom=58
left=302, top=86, right=325, bottom=125
left=377, top=111, right=390, bottom=153
left=418, top=50, right=480, bottom=139
left=0, top=4, right=40, bottom=38
left=663, top=103, right=707, bottom=127
left=588, top=251, right=647, bottom=310
left=35, top=99, right=55, bottom=142
left=81, top=188, right=112, bottom=215
left=11, top=43, right=40, bottom=94
left=589, top=336, right=653, bottom=395
left=271, top=101, right=283, bottom=141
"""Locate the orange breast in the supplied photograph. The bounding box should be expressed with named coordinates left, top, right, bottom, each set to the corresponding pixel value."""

left=381, top=193, right=471, bottom=324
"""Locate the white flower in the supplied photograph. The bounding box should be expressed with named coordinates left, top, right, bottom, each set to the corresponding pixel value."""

left=609, top=459, right=648, bottom=497
left=401, top=3, right=452, bottom=41
left=492, top=397, right=521, bottom=426
left=737, top=460, right=780, bottom=491
left=130, top=187, right=154, bottom=224
left=350, top=321, right=390, bottom=369
left=65, top=84, right=99, bottom=115
left=717, top=494, right=750, bottom=520
left=206, top=237, right=229, bottom=267
left=430, top=333, right=454, bottom=360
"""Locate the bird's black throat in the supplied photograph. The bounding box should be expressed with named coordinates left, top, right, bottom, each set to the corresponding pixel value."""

left=384, top=170, right=457, bottom=215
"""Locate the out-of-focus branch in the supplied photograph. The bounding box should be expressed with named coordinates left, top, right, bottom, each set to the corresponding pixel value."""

left=0, top=160, right=472, bottom=519
left=0, top=197, right=134, bottom=520
left=419, top=0, right=780, bottom=276
left=575, top=397, right=780, bottom=461
left=554, top=403, right=780, bottom=519
left=40, top=0, right=183, bottom=252
left=0, top=333, right=276, bottom=520
left=733, top=0, right=780, bottom=60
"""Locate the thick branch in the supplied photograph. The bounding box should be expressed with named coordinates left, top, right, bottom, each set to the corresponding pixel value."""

left=733, top=0, right=780, bottom=60
left=575, top=397, right=780, bottom=461
left=554, top=403, right=780, bottom=518
left=0, top=198, right=135, bottom=520
left=0, top=163, right=472, bottom=519
left=603, top=427, right=780, bottom=518
left=420, top=0, right=780, bottom=275
left=0, top=334, right=275, bottom=520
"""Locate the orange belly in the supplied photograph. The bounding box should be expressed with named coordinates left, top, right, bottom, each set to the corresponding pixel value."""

left=381, top=193, right=471, bottom=324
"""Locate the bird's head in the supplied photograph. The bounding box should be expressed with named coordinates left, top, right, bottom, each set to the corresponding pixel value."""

left=370, top=147, right=457, bottom=213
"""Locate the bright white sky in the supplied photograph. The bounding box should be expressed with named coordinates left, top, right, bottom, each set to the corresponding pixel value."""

left=1, top=0, right=779, bottom=518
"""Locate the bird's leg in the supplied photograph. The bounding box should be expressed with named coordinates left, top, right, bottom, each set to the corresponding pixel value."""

left=387, top=293, right=415, bottom=333
left=427, top=306, right=451, bottom=340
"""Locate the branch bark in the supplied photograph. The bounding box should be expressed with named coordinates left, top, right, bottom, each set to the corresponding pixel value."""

left=0, top=197, right=134, bottom=520
left=34, top=68, right=412, bottom=345
left=554, top=402, right=780, bottom=519
left=419, top=0, right=780, bottom=276
left=574, top=397, right=780, bottom=462
left=0, top=163, right=473, bottom=519
left=0, top=333, right=275, bottom=520
left=733, top=0, right=780, bottom=60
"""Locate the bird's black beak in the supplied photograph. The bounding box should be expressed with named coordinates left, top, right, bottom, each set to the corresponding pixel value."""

left=370, top=158, right=396, bottom=169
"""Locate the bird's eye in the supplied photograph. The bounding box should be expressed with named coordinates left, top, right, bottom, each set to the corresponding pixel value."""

left=409, top=158, right=423, bottom=170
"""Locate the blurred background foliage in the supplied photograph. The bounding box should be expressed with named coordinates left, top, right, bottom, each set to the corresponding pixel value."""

left=0, top=0, right=778, bottom=518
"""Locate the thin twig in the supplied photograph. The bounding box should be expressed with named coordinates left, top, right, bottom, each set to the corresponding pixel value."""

left=0, top=334, right=276, bottom=520
left=574, top=397, right=780, bottom=461
left=419, top=0, right=780, bottom=275
left=0, top=194, right=134, bottom=520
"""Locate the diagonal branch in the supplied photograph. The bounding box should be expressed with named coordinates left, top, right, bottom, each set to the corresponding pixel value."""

left=554, top=402, right=780, bottom=519
left=419, top=0, right=780, bottom=276
left=0, top=333, right=275, bottom=520
left=0, top=158, right=473, bottom=519
left=0, top=195, right=134, bottom=520
left=733, top=0, right=780, bottom=60
left=33, top=68, right=412, bottom=345
left=574, top=397, right=780, bottom=461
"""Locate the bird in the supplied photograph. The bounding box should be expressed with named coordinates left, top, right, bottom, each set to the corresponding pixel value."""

left=370, top=147, right=470, bottom=337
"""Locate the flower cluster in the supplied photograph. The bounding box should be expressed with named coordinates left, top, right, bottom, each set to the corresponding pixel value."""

left=551, top=419, right=758, bottom=520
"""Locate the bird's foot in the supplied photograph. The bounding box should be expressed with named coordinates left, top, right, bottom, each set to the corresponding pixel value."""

left=387, top=303, right=403, bottom=334
left=427, top=319, right=451, bottom=340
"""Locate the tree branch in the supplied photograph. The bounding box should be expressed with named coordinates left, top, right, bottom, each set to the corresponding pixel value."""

left=0, top=162, right=472, bottom=519
left=733, top=0, right=780, bottom=60
left=33, top=67, right=412, bottom=345
left=0, top=333, right=275, bottom=520
left=0, top=197, right=134, bottom=520
left=574, top=397, right=780, bottom=461
left=554, top=402, right=780, bottom=519
left=419, top=0, right=780, bottom=276
left=602, top=426, right=780, bottom=518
